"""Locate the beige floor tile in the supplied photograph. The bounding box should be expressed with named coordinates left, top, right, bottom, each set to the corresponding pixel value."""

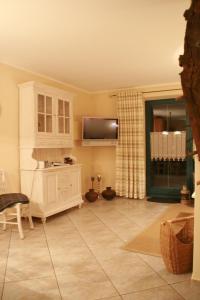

left=114, top=200, right=166, bottom=215
left=138, top=254, right=192, bottom=284
left=9, top=219, right=39, bottom=239
left=89, top=241, right=128, bottom=261
left=88, top=209, right=141, bottom=241
left=57, top=270, right=118, bottom=300
left=122, top=285, right=183, bottom=300
left=71, top=220, right=105, bottom=232
left=78, top=221, right=109, bottom=233
left=44, top=215, right=76, bottom=230
left=72, top=224, right=119, bottom=244
left=45, top=211, right=70, bottom=224
left=172, top=279, right=200, bottom=300
left=45, top=226, right=83, bottom=242
left=0, top=230, right=11, bottom=250
left=72, top=215, right=119, bottom=240
left=5, top=247, right=54, bottom=282
left=77, top=224, right=113, bottom=238
left=58, top=280, right=118, bottom=300
left=9, top=237, right=47, bottom=249
left=119, top=205, right=169, bottom=228
left=100, top=253, right=167, bottom=294
left=49, top=238, right=91, bottom=255
left=50, top=245, right=97, bottom=275
left=1, top=198, right=197, bottom=299
left=44, top=222, right=77, bottom=237
left=107, top=223, right=142, bottom=242
left=101, top=297, right=122, bottom=300
left=47, top=235, right=86, bottom=251
left=89, top=207, right=125, bottom=219
left=2, top=276, right=61, bottom=300
left=0, top=231, right=11, bottom=283
left=69, top=211, right=103, bottom=228
left=0, top=282, right=3, bottom=298
left=10, top=226, right=47, bottom=249
left=125, top=214, right=159, bottom=229
left=0, top=250, right=8, bottom=283
left=82, top=231, right=121, bottom=248
left=57, top=259, right=112, bottom=282
left=104, top=297, right=122, bottom=300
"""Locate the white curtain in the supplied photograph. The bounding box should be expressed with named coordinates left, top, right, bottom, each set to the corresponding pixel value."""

left=115, top=91, right=145, bottom=199
left=150, top=131, right=186, bottom=160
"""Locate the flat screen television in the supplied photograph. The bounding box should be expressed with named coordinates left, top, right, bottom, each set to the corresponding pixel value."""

left=82, top=117, right=118, bottom=140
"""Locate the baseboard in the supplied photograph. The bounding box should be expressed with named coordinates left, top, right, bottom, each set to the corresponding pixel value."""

left=192, top=274, right=200, bottom=281
left=147, top=197, right=180, bottom=203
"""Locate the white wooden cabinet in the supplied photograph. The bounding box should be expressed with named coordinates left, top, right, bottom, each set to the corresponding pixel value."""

left=19, top=81, right=73, bottom=148
left=19, top=81, right=83, bottom=221
left=20, top=165, right=83, bottom=222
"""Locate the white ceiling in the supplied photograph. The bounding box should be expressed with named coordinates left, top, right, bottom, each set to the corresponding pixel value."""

left=0, top=0, right=190, bottom=92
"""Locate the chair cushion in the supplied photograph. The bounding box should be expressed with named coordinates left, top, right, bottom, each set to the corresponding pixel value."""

left=0, top=193, right=29, bottom=212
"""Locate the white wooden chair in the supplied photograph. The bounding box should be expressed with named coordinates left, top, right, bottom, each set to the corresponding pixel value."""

left=0, top=169, right=34, bottom=239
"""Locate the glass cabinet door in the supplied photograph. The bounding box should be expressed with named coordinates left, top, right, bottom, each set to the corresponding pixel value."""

left=57, top=99, right=70, bottom=134
left=37, top=94, right=53, bottom=133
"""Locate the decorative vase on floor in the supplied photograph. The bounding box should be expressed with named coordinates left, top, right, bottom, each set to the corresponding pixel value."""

left=85, top=189, right=98, bottom=202
left=180, top=185, right=191, bottom=205
left=102, top=187, right=116, bottom=200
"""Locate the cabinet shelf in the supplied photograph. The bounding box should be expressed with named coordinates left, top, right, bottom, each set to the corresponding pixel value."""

left=19, top=81, right=74, bottom=148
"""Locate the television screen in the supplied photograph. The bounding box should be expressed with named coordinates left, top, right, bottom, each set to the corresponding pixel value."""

left=82, top=117, right=118, bottom=140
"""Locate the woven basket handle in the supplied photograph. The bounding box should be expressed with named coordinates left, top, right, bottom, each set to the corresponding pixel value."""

left=166, top=215, right=194, bottom=224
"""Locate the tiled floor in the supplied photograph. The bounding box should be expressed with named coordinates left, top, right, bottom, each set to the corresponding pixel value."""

left=0, top=197, right=200, bottom=300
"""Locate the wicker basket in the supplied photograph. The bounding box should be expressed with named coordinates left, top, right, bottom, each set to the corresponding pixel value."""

left=160, top=215, right=194, bottom=274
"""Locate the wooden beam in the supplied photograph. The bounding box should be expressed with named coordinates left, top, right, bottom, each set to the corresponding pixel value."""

left=180, top=0, right=200, bottom=160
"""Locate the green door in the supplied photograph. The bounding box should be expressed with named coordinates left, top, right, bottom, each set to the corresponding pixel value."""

left=145, top=99, right=193, bottom=202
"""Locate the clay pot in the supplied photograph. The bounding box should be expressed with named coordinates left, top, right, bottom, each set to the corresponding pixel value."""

left=180, top=185, right=191, bottom=205
left=102, top=187, right=116, bottom=200
left=85, top=189, right=98, bottom=202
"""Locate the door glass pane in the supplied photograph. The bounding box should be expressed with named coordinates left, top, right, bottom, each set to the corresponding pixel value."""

left=65, top=118, right=70, bottom=133
left=46, top=96, right=52, bottom=114
left=64, top=102, right=69, bottom=117
left=38, top=114, right=45, bottom=132
left=58, top=117, right=64, bottom=133
left=58, top=99, right=64, bottom=116
left=151, top=103, right=187, bottom=188
left=46, top=115, right=52, bottom=132
left=38, top=94, right=45, bottom=113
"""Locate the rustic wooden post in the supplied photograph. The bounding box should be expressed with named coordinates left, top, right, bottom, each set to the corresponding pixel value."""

left=180, top=0, right=200, bottom=159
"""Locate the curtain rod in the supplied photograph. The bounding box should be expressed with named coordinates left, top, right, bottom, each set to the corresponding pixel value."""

left=110, top=88, right=182, bottom=97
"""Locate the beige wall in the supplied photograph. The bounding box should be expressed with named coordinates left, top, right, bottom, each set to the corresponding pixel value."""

left=90, top=92, right=117, bottom=191
left=0, top=63, right=94, bottom=193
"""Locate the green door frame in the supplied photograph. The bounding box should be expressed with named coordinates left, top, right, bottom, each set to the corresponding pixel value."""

left=145, top=98, right=193, bottom=201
